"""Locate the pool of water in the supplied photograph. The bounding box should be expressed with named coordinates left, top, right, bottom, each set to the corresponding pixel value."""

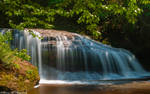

left=27, top=81, right=150, bottom=94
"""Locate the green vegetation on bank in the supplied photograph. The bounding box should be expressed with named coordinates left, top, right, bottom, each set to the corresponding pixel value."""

left=0, top=30, right=39, bottom=91
left=0, top=30, right=30, bottom=62
left=0, top=57, right=39, bottom=91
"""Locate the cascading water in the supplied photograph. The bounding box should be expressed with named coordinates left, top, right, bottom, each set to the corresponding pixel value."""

left=1, top=29, right=149, bottom=84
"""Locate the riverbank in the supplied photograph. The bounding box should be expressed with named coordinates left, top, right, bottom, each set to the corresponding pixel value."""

left=0, top=57, right=40, bottom=92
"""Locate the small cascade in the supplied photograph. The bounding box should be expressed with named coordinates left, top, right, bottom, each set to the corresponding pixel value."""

left=1, top=29, right=150, bottom=84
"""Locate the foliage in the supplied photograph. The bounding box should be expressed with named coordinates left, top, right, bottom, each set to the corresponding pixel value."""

left=28, top=30, right=43, bottom=39
left=0, top=30, right=30, bottom=65
left=15, top=49, right=30, bottom=61
left=0, top=31, right=16, bottom=65
left=13, top=63, right=20, bottom=69
left=26, top=69, right=39, bottom=81
left=0, top=61, right=39, bottom=91
left=51, top=0, right=149, bottom=39
left=0, top=0, right=149, bottom=39
left=0, top=0, right=55, bottom=29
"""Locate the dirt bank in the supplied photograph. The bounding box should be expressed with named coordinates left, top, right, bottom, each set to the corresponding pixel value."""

left=0, top=58, right=40, bottom=92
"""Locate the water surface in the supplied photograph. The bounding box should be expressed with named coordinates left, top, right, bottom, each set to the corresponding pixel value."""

left=28, top=81, right=150, bottom=94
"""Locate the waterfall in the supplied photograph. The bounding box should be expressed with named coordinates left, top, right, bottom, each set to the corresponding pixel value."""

left=1, top=29, right=150, bottom=84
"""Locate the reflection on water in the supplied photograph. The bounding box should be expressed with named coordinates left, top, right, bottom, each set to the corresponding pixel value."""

left=28, top=85, right=109, bottom=94
left=28, top=83, right=150, bottom=94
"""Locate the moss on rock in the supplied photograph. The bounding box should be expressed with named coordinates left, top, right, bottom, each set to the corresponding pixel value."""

left=0, top=57, right=40, bottom=92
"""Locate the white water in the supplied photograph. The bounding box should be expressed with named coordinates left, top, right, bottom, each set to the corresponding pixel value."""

left=1, top=29, right=150, bottom=84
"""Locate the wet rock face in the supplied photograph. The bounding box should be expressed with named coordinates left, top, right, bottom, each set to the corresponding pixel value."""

left=26, top=29, right=76, bottom=38
left=26, top=29, right=77, bottom=47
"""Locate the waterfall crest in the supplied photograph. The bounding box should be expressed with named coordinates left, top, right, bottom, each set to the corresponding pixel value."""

left=1, top=29, right=149, bottom=84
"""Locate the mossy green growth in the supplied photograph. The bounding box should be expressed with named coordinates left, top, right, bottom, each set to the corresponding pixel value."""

left=0, top=30, right=39, bottom=92
left=0, top=58, right=40, bottom=92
